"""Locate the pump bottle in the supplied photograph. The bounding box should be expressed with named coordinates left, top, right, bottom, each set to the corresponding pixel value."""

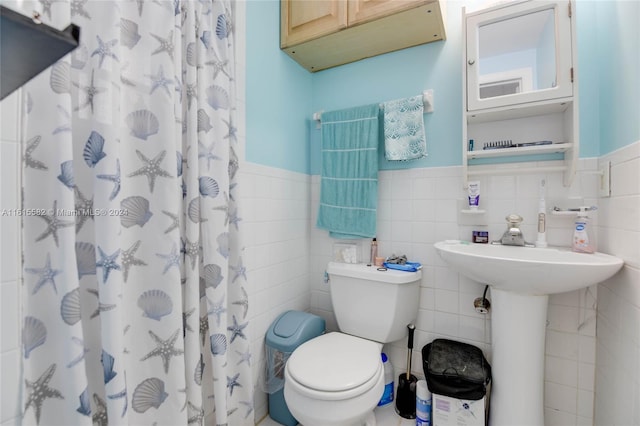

left=573, top=208, right=594, bottom=253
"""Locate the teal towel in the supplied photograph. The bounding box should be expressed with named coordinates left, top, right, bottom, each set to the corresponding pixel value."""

left=317, top=104, right=379, bottom=239
left=383, top=96, right=427, bottom=161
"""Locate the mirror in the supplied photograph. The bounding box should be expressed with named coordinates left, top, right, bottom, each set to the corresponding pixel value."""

left=477, top=8, right=556, bottom=99
left=466, top=1, right=573, bottom=111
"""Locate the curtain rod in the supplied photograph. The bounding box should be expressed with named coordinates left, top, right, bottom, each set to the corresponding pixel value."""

left=312, top=89, right=434, bottom=123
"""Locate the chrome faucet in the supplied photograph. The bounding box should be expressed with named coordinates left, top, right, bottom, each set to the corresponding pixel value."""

left=496, top=214, right=529, bottom=246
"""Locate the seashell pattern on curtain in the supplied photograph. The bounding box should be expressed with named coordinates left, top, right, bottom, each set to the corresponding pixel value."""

left=19, top=0, right=252, bottom=424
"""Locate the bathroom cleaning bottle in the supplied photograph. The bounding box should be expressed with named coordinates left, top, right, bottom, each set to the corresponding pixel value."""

left=416, top=379, right=432, bottom=426
left=370, top=238, right=378, bottom=265
left=378, top=353, right=394, bottom=406
left=573, top=208, right=595, bottom=253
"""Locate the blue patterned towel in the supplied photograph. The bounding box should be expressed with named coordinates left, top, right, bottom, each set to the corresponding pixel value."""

left=383, top=96, right=427, bottom=161
left=316, top=104, right=379, bottom=239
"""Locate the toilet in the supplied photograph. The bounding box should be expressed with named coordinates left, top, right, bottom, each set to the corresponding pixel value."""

left=284, top=262, right=422, bottom=426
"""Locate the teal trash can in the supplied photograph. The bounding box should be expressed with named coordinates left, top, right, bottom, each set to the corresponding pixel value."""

left=265, top=310, right=325, bottom=426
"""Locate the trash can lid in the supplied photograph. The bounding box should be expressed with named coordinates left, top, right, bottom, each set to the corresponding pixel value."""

left=426, top=339, right=490, bottom=383
left=273, top=310, right=313, bottom=338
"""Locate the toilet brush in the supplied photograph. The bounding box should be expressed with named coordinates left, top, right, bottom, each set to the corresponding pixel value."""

left=395, top=324, right=418, bottom=418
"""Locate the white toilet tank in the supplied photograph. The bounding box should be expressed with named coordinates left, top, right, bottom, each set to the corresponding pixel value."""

left=327, top=262, right=422, bottom=343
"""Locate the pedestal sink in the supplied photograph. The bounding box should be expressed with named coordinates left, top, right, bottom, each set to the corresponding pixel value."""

left=434, top=240, right=624, bottom=426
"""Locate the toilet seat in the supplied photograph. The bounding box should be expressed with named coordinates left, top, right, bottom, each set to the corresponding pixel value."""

left=286, top=332, right=382, bottom=401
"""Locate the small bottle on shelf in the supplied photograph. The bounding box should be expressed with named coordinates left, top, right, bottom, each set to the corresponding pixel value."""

left=370, top=238, right=378, bottom=265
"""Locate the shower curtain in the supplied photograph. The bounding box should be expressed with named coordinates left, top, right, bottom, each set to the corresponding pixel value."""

left=19, top=1, right=252, bottom=425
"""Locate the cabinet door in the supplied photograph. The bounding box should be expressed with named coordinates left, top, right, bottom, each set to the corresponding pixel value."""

left=466, top=0, right=573, bottom=111
left=348, top=0, right=427, bottom=26
left=281, top=0, right=347, bottom=48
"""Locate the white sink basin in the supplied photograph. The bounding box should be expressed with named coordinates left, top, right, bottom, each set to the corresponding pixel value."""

left=434, top=240, right=624, bottom=295
left=434, top=240, right=624, bottom=425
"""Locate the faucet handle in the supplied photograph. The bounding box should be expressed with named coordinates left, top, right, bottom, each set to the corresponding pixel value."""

left=506, top=214, right=523, bottom=226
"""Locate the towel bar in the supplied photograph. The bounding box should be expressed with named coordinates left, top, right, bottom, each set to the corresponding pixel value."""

left=312, top=89, right=433, bottom=124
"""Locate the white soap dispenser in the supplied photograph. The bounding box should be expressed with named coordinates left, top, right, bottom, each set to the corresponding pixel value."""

left=572, top=207, right=594, bottom=253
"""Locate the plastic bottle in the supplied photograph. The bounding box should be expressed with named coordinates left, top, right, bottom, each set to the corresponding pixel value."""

left=572, top=208, right=594, bottom=253
left=377, top=353, right=394, bottom=406
left=416, top=379, right=432, bottom=426
left=467, top=181, right=480, bottom=210
left=370, top=238, right=378, bottom=265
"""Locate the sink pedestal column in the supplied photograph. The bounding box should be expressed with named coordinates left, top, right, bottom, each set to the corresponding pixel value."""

left=490, top=288, right=549, bottom=426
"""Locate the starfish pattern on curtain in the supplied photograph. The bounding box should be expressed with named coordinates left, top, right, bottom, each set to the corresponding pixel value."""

left=19, top=1, right=252, bottom=424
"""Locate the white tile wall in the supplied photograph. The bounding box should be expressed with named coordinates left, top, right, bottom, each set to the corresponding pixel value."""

left=240, top=162, right=312, bottom=422
left=0, top=90, right=23, bottom=425
left=309, top=159, right=604, bottom=426
left=594, top=141, right=640, bottom=426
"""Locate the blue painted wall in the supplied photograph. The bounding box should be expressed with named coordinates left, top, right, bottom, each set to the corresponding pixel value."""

left=309, top=38, right=459, bottom=174
left=246, top=0, right=638, bottom=175
left=593, top=0, right=640, bottom=154
left=245, top=0, right=313, bottom=174
left=576, top=0, right=600, bottom=158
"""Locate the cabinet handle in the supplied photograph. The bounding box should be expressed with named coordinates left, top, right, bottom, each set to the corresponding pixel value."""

left=468, top=59, right=475, bottom=65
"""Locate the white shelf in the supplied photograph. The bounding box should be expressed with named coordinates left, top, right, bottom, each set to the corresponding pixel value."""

left=463, top=100, right=578, bottom=186
left=466, top=97, right=573, bottom=124
left=467, top=143, right=573, bottom=160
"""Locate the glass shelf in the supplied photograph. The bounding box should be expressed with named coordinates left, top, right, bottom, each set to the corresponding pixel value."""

left=467, top=143, right=573, bottom=160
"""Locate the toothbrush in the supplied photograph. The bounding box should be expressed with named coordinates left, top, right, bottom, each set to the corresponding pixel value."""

left=553, top=206, right=598, bottom=212
left=535, top=179, right=548, bottom=248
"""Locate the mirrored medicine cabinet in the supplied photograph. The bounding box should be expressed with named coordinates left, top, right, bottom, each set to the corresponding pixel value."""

left=466, top=0, right=573, bottom=111
left=461, top=0, right=578, bottom=188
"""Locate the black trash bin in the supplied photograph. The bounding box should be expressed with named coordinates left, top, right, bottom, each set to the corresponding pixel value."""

left=422, top=339, right=491, bottom=426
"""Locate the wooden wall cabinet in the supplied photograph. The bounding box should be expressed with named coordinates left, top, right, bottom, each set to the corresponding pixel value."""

left=281, top=0, right=446, bottom=72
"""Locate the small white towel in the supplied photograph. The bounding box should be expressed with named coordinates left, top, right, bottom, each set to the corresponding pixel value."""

left=383, top=96, right=427, bottom=161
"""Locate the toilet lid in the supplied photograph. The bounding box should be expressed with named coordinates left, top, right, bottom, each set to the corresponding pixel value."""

left=287, top=332, right=381, bottom=392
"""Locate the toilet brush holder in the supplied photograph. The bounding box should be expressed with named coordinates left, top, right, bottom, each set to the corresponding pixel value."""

left=395, top=373, right=418, bottom=418
left=395, top=324, right=418, bottom=419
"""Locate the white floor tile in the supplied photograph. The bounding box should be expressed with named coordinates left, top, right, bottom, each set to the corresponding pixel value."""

left=257, top=403, right=415, bottom=426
